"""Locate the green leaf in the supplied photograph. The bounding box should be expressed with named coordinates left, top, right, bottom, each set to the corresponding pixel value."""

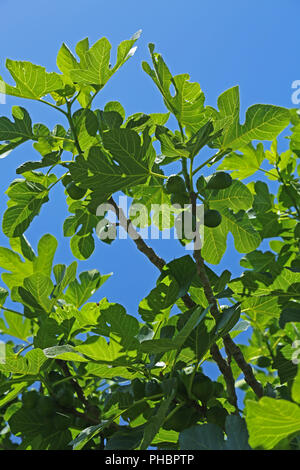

left=70, top=233, right=95, bottom=260
left=106, top=428, right=144, bottom=450
left=0, top=106, right=33, bottom=157
left=43, top=344, right=88, bottom=362
left=0, top=286, right=9, bottom=304
left=224, top=415, right=251, bottom=450
left=57, top=42, right=78, bottom=76
left=292, top=368, right=300, bottom=404
left=173, top=306, right=209, bottom=349
left=241, top=296, right=280, bottom=328
left=0, top=246, right=33, bottom=289
left=274, top=344, right=298, bottom=384
left=69, top=31, right=141, bottom=87
left=16, top=152, right=60, bottom=174
left=155, top=126, right=190, bottom=158
left=64, top=202, right=100, bottom=260
left=23, top=273, right=53, bottom=312
left=33, top=234, right=57, bottom=277
left=69, top=129, right=155, bottom=201
left=0, top=382, right=27, bottom=409
left=179, top=423, right=224, bottom=450
left=86, top=363, right=137, bottom=380
left=215, top=304, right=241, bottom=337
left=72, top=108, right=99, bottom=151
left=9, top=234, right=36, bottom=262
left=280, top=305, right=300, bottom=328
left=240, top=250, right=277, bottom=272
left=51, top=261, right=77, bottom=299
left=70, top=423, right=110, bottom=450
left=209, top=86, right=290, bottom=151
left=95, top=301, right=139, bottom=350
left=202, top=208, right=261, bottom=264
left=143, top=45, right=205, bottom=131
left=152, top=428, right=179, bottom=446
left=158, top=255, right=197, bottom=298
left=1, top=60, right=63, bottom=99
left=139, top=338, right=177, bottom=354
left=0, top=311, right=31, bottom=341
left=104, top=101, right=126, bottom=121
left=75, top=336, right=131, bottom=364
left=130, top=184, right=173, bottom=230
left=3, top=180, right=49, bottom=238
left=64, top=269, right=111, bottom=307
left=140, top=388, right=176, bottom=449
left=0, top=347, right=47, bottom=375
left=205, top=180, right=253, bottom=212
left=138, top=275, right=179, bottom=322
left=246, top=397, right=300, bottom=449
left=9, top=406, right=72, bottom=449
left=0, top=106, right=33, bottom=141
left=140, top=306, right=209, bottom=353
left=218, top=143, right=265, bottom=179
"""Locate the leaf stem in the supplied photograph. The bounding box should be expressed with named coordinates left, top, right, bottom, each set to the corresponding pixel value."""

left=0, top=304, right=38, bottom=325
left=192, top=150, right=224, bottom=176
left=38, top=99, right=68, bottom=117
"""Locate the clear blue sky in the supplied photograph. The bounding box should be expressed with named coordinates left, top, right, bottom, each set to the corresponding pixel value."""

left=0, top=1, right=298, bottom=338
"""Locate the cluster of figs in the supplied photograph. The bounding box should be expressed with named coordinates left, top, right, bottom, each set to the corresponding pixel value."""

left=165, top=171, right=233, bottom=228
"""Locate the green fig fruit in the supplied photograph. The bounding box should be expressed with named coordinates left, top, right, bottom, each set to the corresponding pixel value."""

left=204, top=209, right=222, bottom=227
left=166, top=175, right=186, bottom=194
left=207, top=405, right=228, bottom=429
left=294, top=223, right=300, bottom=239
left=163, top=405, right=199, bottom=432
left=56, top=386, right=74, bottom=408
left=145, top=380, right=163, bottom=399
left=171, top=192, right=190, bottom=206
left=257, top=356, right=271, bottom=368
left=191, top=373, right=214, bottom=404
left=22, top=391, right=39, bottom=409
left=196, top=175, right=206, bottom=193
left=132, top=379, right=146, bottom=400
left=212, top=381, right=225, bottom=398
left=205, top=172, right=232, bottom=190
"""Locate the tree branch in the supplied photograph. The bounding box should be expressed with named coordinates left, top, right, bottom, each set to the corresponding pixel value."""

left=193, top=244, right=264, bottom=399
left=110, top=195, right=240, bottom=410
left=56, top=359, right=90, bottom=407
left=109, top=197, right=166, bottom=270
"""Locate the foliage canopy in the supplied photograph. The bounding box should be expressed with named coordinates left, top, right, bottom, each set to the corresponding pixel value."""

left=0, top=31, right=299, bottom=450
